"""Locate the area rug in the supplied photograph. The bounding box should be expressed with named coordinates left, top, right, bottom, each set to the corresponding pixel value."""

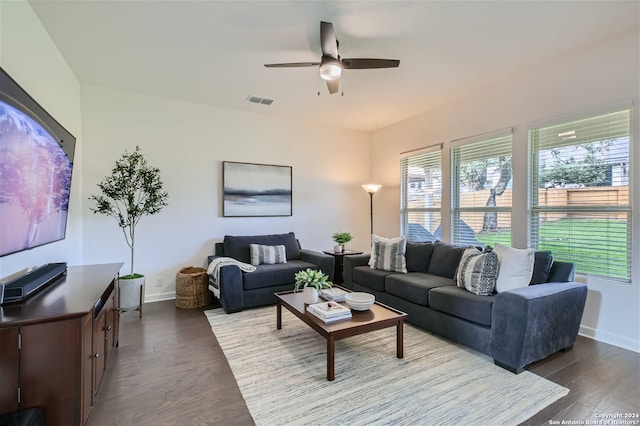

left=205, top=307, right=568, bottom=426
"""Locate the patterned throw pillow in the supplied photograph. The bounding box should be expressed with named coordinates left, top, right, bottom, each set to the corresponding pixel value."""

left=456, top=247, right=499, bottom=296
left=249, top=244, right=287, bottom=266
left=370, top=238, right=407, bottom=273
left=368, top=234, right=406, bottom=266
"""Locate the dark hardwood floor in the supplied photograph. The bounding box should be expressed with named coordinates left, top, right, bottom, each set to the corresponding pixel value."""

left=89, top=300, right=639, bottom=426
left=89, top=300, right=253, bottom=426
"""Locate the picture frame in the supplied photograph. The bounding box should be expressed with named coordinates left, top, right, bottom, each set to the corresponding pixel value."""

left=223, top=161, right=292, bottom=217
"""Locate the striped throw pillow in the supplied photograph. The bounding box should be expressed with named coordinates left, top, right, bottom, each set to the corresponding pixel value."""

left=371, top=238, right=407, bottom=273
left=250, top=244, right=287, bottom=266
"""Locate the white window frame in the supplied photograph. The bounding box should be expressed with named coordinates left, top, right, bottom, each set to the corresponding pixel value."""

left=400, top=146, right=442, bottom=242
left=451, top=130, right=513, bottom=247
left=528, top=103, right=632, bottom=282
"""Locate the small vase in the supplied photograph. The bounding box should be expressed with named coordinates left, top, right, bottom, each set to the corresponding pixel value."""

left=303, top=287, right=319, bottom=304
left=340, top=243, right=347, bottom=252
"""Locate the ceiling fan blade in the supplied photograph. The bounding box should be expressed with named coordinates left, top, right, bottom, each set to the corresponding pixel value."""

left=341, top=58, right=400, bottom=69
left=320, top=21, right=338, bottom=59
left=264, top=62, right=320, bottom=68
left=326, top=79, right=339, bottom=94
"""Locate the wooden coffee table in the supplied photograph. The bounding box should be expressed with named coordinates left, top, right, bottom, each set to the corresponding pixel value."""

left=275, top=290, right=408, bottom=381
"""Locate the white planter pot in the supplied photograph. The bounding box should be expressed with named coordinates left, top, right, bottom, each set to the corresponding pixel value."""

left=120, top=276, right=145, bottom=310
left=334, top=245, right=343, bottom=253
left=303, top=287, right=319, bottom=304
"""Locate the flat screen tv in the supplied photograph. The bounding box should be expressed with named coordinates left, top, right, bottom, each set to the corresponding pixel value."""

left=0, top=67, right=76, bottom=258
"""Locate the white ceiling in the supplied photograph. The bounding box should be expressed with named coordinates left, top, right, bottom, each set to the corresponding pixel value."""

left=29, top=1, right=639, bottom=132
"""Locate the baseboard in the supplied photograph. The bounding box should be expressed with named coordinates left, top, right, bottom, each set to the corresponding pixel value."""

left=144, top=291, right=175, bottom=303
left=579, top=325, right=640, bottom=353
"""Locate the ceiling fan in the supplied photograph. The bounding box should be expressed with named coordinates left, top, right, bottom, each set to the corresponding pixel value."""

left=264, top=21, right=400, bottom=94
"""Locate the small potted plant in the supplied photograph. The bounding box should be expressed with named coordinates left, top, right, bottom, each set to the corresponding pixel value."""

left=331, top=231, right=353, bottom=253
left=294, top=268, right=332, bottom=304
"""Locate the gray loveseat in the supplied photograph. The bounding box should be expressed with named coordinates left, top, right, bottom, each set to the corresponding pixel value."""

left=343, top=241, right=588, bottom=373
left=207, top=232, right=334, bottom=314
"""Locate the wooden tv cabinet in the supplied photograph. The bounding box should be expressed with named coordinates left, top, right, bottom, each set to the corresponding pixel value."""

left=0, top=263, right=123, bottom=426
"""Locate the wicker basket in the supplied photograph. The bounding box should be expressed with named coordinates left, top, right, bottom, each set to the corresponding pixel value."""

left=175, top=266, right=212, bottom=309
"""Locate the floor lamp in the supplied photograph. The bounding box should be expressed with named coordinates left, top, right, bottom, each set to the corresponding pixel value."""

left=362, top=184, right=382, bottom=236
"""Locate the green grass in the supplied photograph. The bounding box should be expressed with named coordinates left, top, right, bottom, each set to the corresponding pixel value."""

left=475, top=218, right=629, bottom=280
left=475, top=231, right=512, bottom=248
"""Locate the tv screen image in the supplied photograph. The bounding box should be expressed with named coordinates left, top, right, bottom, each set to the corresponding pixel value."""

left=0, top=67, right=76, bottom=258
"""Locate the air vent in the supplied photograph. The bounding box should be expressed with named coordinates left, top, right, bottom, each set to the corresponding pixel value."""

left=246, top=95, right=274, bottom=106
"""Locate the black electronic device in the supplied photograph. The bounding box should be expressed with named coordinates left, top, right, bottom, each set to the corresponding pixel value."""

left=0, top=262, right=67, bottom=305
left=0, top=67, right=76, bottom=258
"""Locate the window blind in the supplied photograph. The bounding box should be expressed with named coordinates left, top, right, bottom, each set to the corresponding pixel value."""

left=451, top=133, right=513, bottom=247
left=401, top=149, right=441, bottom=242
left=529, top=108, right=631, bottom=281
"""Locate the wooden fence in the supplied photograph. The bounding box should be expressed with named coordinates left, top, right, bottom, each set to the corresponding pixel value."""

left=409, top=186, right=628, bottom=232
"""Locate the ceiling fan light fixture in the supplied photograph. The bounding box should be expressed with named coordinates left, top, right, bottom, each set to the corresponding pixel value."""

left=264, top=21, right=399, bottom=93
left=319, top=57, right=342, bottom=81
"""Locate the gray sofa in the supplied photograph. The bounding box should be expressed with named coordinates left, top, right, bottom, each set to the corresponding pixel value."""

left=343, top=241, right=588, bottom=373
left=207, top=232, right=334, bottom=314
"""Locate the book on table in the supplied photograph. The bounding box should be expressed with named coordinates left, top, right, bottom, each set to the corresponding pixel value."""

left=308, top=301, right=350, bottom=318
left=307, top=306, right=352, bottom=323
left=319, top=287, right=348, bottom=302
left=307, top=301, right=351, bottom=322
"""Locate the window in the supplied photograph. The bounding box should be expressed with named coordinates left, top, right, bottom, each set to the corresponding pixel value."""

left=529, top=107, right=631, bottom=281
left=401, top=148, right=441, bottom=242
left=451, top=133, right=513, bottom=247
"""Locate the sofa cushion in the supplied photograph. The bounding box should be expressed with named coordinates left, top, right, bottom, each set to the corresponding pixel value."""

left=530, top=251, right=553, bottom=284
left=547, top=260, right=575, bottom=283
left=456, top=248, right=499, bottom=296
left=250, top=244, right=287, bottom=266
left=494, top=243, right=535, bottom=293
left=352, top=266, right=395, bottom=292
left=385, top=272, right=455, bottom=306
left=371, top=238, right=407, bottom=273
left=429, top=285, right=495, bottom=326
left=428, top=241, right=465, bottom=278
left=242, top=260, right=316, bottom=291
left=224, top=232, right=301, bottom=263
left=405, top=242, right=434, bottom=273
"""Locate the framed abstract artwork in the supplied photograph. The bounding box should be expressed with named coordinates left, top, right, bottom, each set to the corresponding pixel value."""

left=223, top=161, right=292, bottom=217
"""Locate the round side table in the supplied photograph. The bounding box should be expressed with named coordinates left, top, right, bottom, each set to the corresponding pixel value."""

left=323, top=250, right=364, bottom=284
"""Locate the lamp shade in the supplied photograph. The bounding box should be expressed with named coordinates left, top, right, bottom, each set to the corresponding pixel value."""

left=361, top=184, right=382, bottom=194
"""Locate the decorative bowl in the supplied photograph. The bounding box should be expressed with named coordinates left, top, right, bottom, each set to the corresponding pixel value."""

left=344, top=292, right=375, bottom=311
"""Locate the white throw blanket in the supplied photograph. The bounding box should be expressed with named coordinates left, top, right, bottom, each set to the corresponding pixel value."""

left=207, top=257, right=256, bottom=299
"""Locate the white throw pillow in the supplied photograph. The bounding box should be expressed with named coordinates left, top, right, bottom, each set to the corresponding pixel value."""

left=494, top=243, right=535, bottom=293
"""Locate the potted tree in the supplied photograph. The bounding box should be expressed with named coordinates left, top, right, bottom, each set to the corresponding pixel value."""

left=89, top=146, right=169, bottom=310
left=331, top=231, right=353, bottom=253
left=294, top=268, right=332, bottom=304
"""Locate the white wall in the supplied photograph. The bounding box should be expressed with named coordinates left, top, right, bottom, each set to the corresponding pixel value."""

left=0, top=1, right=83, bottom=279
left=80, top=85, right=372, bottom=302
left=371, top=30, right=640, bottom=352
